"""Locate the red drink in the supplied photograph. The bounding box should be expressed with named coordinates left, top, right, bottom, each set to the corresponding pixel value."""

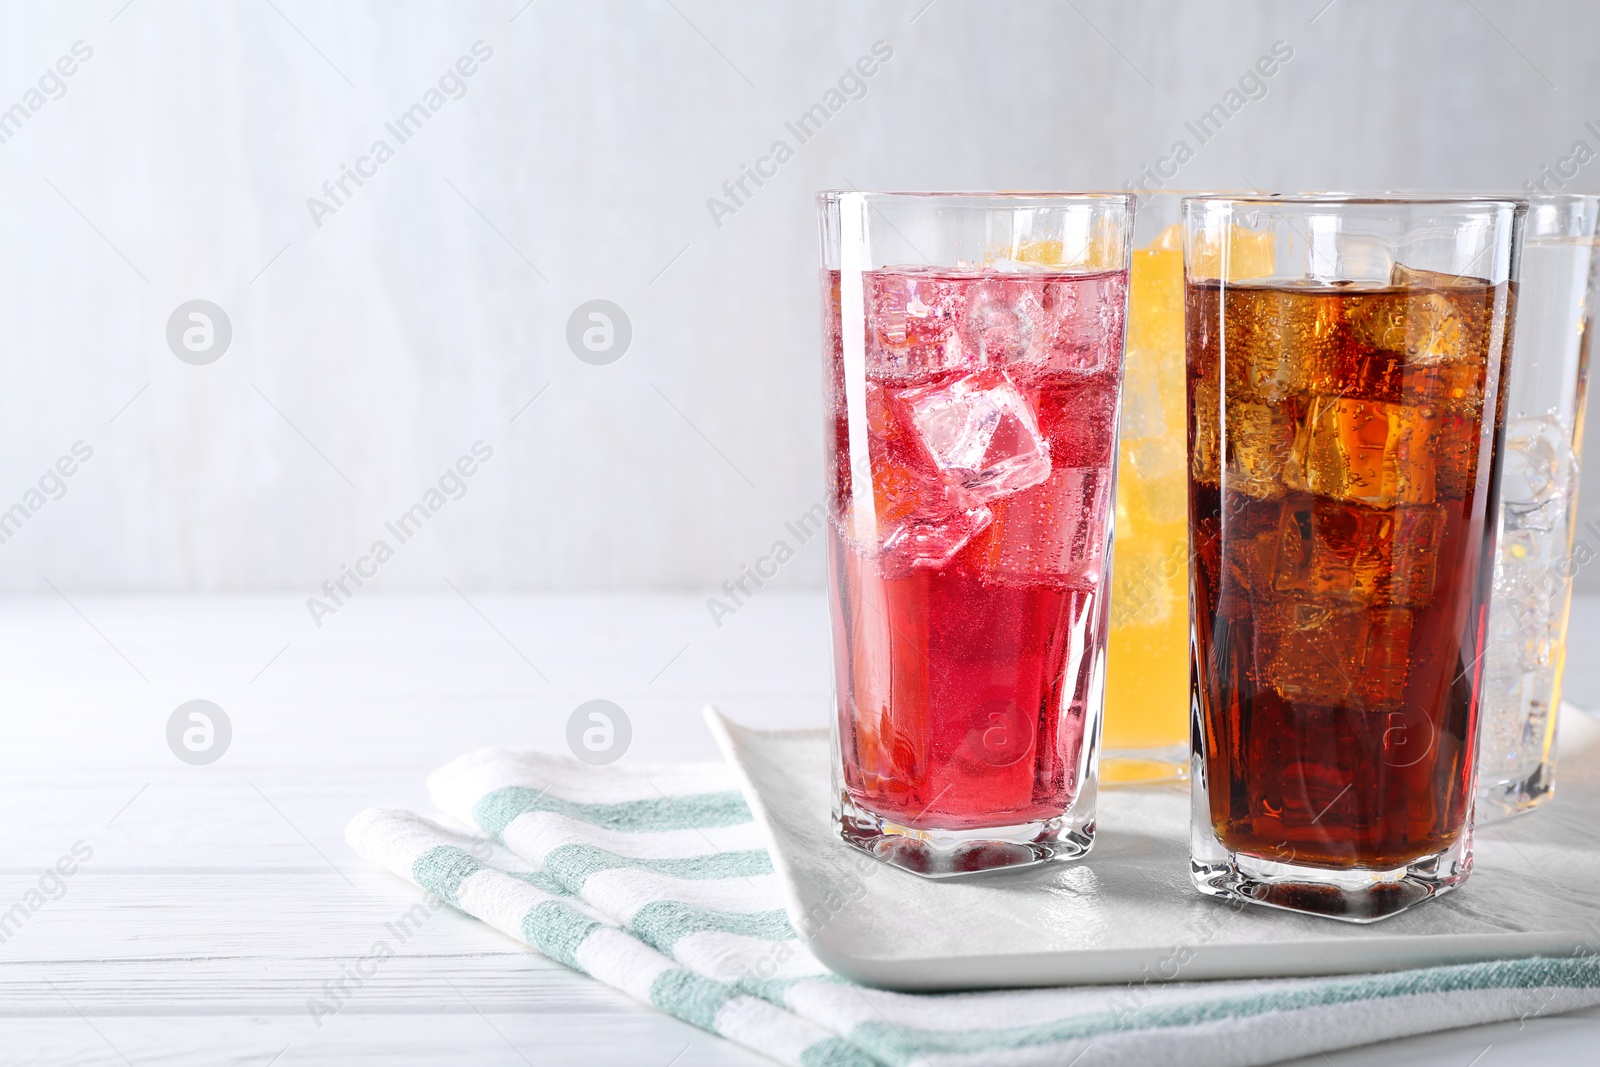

left=823, top=264, right=1127, bottom=870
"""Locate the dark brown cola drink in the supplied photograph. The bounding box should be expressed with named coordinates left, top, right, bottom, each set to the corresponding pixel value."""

left=1188, top=259, right=1516, bottom=917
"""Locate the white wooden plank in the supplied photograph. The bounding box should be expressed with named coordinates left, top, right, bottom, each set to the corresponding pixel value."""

left=0, top=1013, right=776, bottom=1067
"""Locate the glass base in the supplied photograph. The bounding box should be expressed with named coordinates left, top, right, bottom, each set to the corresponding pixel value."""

left=834, top=790, right=1094, bottom=878
left=1101, top=743, right=1189, bottom=785
left=1477, top=759, right=1556, bottom=823
left=1190, top=830, right=1472, bottom=924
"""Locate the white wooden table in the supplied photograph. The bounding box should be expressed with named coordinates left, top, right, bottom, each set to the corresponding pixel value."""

left=3, top=592, right=1598, bottom=1066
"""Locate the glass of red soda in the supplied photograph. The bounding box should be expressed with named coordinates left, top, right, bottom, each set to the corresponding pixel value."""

left=817, top=192, right=1134, bottom=876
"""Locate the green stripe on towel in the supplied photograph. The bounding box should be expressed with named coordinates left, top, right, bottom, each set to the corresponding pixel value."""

left=545, top=843, right=773, bottom=889
left=523, top=899, right=604, bottom=969
left=474, top=786, right=752, bottom=838
left=648, top=968, right=733, bottom=1030
left=410, top=845, right=483, bottom=906
left=630, top=899, right=795, bottom=949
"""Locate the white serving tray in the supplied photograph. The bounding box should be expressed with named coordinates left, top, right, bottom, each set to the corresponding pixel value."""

left=706, top=705, right=1600, bottom=992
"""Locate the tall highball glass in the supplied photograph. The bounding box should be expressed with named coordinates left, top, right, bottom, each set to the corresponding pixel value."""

left=1102, top=191, right=1271, bottom=784
left=1185, top=195, right=1524, bottom=921
left=819, top=192, right=1133, bottom=876
left=1478, top=194, right=1598, bottom=818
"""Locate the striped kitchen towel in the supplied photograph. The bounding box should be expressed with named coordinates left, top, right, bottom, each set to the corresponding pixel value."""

left=345, top=745, right=1600, bottom=1067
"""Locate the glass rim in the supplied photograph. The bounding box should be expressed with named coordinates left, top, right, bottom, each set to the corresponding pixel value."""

left=1122, top=187, right=1254, bottom=196
left=816, top=189, right=1133, bottom=206
left=1388, top=190, right=1598, bottom=205
left=1183, top=192, right=1526, bottom=210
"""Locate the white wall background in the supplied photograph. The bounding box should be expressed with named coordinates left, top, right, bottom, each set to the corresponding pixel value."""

left=1, top=0, right=1597, bottom=594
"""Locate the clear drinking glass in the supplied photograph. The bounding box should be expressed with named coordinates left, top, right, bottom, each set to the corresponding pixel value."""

left=1477, top=194, right=1598, bottom=819
left=1102, top=191, right=1271, bottom=784
left=1184, top=194, right=1525, bottom=921
left=818, top=191, right=1133, bottom=876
